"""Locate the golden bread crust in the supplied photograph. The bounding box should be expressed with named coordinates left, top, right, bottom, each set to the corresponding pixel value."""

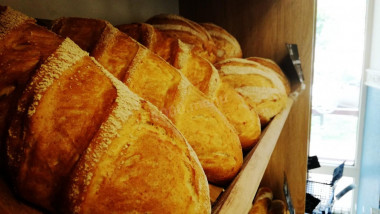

left=6, top=39, right=117, bottom=210
left=124, top=47, right=243, bottom=184
left=6, top=37, right=211, bottom=213
left=215, top=58, right=288, bottom=125
left=52, top=17, right=108, bottom=52
left=0, top=7, right=63, bottom=168
left=171, top=40, right=219, bottom=96
left=146, top=14, right=217, bottom=63
left=171, top=40, right=261, bottom=149
left=201, top=23, right=242, bottom=62
left=213, top=82, right=261, bottom=149
left=247, top=57, right=291, bottom=95
left=54, top=17, right=243, bottom=184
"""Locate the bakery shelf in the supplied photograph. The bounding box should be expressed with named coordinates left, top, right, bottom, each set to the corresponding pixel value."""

left=210, top=90, right=299, bottom=214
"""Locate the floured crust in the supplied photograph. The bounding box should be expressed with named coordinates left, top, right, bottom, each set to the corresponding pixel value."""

left=6, top=38, right=118, bottom=211
left=0, top=6, right=34, bottom=40
left=171, top=40, right=260, bottom=148
left=247, top=57, right=291, bottom=95
left=6, top=35, right=210, bottom=213
left=0, top=6, right=64, bottom=171
left=215, top=58, right=288, bottom=125
left=147, top=14, right=217, bottom=63
left=66, top=56, right=210, bottom=213
left=201, top=23, right=242, bottom=61
left=53, top=17, right=243, bottom=184
left=123, top=45, right=243, bottom=184
left=172, top=39, right=220, bottom=97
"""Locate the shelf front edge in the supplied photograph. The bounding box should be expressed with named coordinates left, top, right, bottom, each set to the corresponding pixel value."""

left=212, top=96, right=295, bottom=214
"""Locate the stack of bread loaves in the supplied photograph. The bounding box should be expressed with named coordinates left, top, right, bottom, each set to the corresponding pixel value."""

left=0, top=6, right=210, bottom=213
left=0, top=6, right=290, bottom=213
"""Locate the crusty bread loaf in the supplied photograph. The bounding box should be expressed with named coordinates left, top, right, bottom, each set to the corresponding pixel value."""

left=52, top=17, right=243, bottom=184
left=0, top=6, right=64, bottom=168
left=117, top=22, right=176, bottom=63
left=146, top=14, right=217, bottom=63
left=6, top=37, right=211, bottom=213
left=119, top=24, right=261, bottom=149
left=215, top=58, right=288, bottom=125
left=171, top=40, right=261, bottom=149
left=249, top=187, right=273, bottom=214
left=170, top=40, right=220, bottom=96
left=247, top=57, right=291, bottom=95
left=201, top=23, right=242, bottom=62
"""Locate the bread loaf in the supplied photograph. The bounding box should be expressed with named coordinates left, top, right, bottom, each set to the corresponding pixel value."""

left=249, top=187, right=273, bottom=214
left=201, top=23, right=242, bottom=62
left=0, top=6, right=63, bottom=165
left=117, top=22, right=176, bottom=63
left=2, top=7, right=211, bottom=213
left=146, top=14, right=217, bottom=63
left=6, top=36, right=211, bottom=213
left=215, top=58, right=288, bottom=125
left=119, top=23, right=261, bottom=149
left=52, top=17, right=243, bottom=184
left=171, top=40, right=261, bottom=149
left=247, top=57, right=291, bottom=95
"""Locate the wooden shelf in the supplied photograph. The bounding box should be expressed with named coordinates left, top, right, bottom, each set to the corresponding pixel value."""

left=210, top=91, right=299, bottom=213
left=0, top=91, right=299, bottom=214
left=179, top=1, right=315, bottom=212
left=0, top=1, right=315, bottom=213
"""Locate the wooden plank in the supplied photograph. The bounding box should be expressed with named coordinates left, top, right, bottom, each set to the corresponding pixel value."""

left=209, top=184, right=225, bottom=205
left=212, top=96, right=295, bottom=214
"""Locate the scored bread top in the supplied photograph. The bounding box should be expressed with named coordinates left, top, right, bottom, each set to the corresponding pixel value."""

left=146, top=14, right=217, bottom=63
left=247, top=57, right=291, bottom=95
left=7, top=37, right=210, bottom=213
left=147, top=14, right=212, bottom=42
left=172, top=39, right=220, bottom=97
left=216, top=58, right=287, bottom=94
left=0, top=6, right=64, bottom=172
left=201, top=23, right=242, bottom=61
left=215, top=58, right=288, bottom=125
left=6, top=38, right=118, bottom=210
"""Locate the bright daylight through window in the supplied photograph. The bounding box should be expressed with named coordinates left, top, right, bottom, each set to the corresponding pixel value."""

left=308, top=0, right=367, bottom=213
left=310, top=0, right=366, bottom=166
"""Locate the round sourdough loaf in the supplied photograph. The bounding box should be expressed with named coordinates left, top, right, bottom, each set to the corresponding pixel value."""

left=247, top=57, right=291, bottom=95
left=146, top=14, right=217, bottom=63
left=201, top=23, right=242, bottom=62
left=215, top=58, right=288, bottom=125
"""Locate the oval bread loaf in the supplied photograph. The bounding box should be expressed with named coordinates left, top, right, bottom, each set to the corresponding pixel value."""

left=119, top=24, right=261, bottom=149
left=1, top=7, right=211, bottom=213
left=52, top=17, right=243, bottom=184
left=6, top=38, right=211, bottom=213
left=171, top=40, right=261, bottom=149
left=215, top=58, right=288, bottom=125
left=146, top=14, right=217, bottom=63
left=247, top=57, right=291, bottom=95
left=201, top=22, right=242, bottom=62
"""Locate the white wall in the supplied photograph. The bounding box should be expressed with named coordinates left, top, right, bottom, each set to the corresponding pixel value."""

left=0, top=0, right=179, bottom=25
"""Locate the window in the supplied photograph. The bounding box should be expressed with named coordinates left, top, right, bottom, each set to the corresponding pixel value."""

left=309, top=0, right=367, bottom=213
